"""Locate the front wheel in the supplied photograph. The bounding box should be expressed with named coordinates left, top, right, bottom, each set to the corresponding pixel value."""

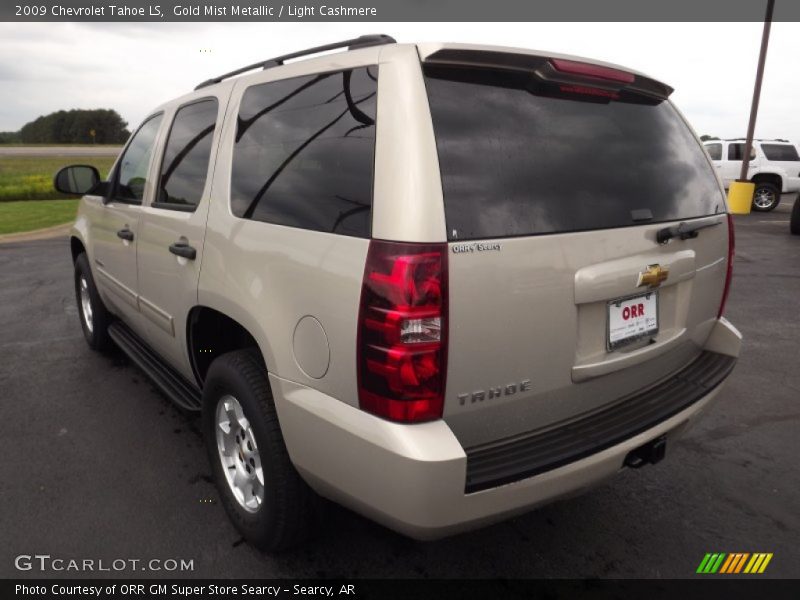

left=202, top=349, right=323, bottom=551
left=752, top=182, right=781, bottom=212
left=74, top=253, right=114, bottom=351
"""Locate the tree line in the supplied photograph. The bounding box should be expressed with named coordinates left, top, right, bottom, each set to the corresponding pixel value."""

left=0, top=109, right=130, bottom=144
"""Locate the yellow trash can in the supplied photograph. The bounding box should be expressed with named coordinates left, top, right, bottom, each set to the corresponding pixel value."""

left=728, top=180, right=754, bottom=215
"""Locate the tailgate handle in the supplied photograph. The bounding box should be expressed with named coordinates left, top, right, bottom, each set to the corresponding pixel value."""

left=657, top=219, right=722, bottom=244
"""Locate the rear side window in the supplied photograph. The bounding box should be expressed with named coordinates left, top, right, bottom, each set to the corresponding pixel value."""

left=423, top=65, right=724, bottom=241
left=156, top=98, right=218, bottom=210
left=231, top=66, right=378, bottom=238
left=705, top=143, right=722, bottom=160
left=761, top=143, right=800, bottom=161
left=728, top=143, right=756, bottom=161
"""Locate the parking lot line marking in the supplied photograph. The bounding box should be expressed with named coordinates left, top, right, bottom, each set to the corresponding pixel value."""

left=758, top=220, right=790, bottom=224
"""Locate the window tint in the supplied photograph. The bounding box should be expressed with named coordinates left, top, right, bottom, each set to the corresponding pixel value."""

left=156, top=99, right=218, bottom=210
left=761, top=143, right=799, bottom=161
left=728, top=143, right=756, bottom=161
left=116, top=114, right=163, bottom=203
left=231, top=67, right=377, bottom=238
left=705, top=143, right=722, bottom=160
left=423, top=66, right=723, bottom=241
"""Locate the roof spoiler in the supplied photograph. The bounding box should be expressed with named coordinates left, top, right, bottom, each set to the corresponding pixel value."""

left=423, top=48, right=673, bottom=100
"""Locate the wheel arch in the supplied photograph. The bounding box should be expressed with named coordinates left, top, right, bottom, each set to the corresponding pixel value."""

left=70, top=236, right=86, bottom=263
left=187, top=306, right=271, bottom=387
left=751, top=172, right=783, bottom=191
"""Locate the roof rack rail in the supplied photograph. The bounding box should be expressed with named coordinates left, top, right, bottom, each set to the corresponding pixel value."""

left=723, top=137, right=790, bottom=142
left=194, top=34, right=396, bottom=90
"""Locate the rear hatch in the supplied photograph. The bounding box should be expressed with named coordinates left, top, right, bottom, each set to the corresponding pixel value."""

left=421, top=49, right=730, bottom=449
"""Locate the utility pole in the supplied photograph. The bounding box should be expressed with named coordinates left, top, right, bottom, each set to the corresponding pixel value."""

left=739, top=0, right=775, bottom=181
left=728, top=0, right=775, bottom=214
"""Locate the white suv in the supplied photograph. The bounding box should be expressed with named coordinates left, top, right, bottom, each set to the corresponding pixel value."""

left=55, top=35, right=741, bottom=550
left=703, top=138, right=800, bottom=211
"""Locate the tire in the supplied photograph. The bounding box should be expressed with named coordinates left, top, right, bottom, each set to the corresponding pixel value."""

left=791, top=194, right=800, bottom=235
left=74, top=252, right=114, bottom=352
left=202, top=349, right=323, bottom=551
left=752, top=182, right=781, bottom=212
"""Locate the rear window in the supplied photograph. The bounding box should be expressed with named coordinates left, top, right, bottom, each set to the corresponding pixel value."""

left=728, top=143, right=756, bottom=161
left=761, top=143, right=800, bottom=161
left=423, top=65, right=724, bottom=241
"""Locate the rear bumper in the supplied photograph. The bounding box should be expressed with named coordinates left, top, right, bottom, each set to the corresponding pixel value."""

left=784, top=176, right=800, bottom=193
left=272, top=318, right=741, bottom=540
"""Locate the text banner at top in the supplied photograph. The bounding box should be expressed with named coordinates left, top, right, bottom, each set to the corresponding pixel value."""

left=3, top=0, right=800, bottom=22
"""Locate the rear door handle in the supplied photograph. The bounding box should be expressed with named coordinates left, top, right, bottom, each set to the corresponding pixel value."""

left=169, top=241, right=196, bottom=260
left=116, top=228, right=134, bottom=241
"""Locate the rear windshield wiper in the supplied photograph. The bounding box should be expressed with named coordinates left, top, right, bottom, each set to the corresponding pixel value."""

left=657, top=219, right=723, bottom=244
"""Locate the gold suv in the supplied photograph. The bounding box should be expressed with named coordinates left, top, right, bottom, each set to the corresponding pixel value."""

left=56, top=35, right=742, bottom=550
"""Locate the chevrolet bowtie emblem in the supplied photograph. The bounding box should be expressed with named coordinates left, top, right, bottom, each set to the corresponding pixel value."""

left=637, top=264, right=669, bottom=288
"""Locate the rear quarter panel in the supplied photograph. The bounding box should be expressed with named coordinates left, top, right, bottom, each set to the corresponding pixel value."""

left=197, top=46, right=395, bottom=406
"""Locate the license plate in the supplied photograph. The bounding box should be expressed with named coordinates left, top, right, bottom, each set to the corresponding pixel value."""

left=607, top=292, right=659, bottom=349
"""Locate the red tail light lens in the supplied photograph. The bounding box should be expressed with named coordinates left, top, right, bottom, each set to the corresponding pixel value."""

left=718, top=213, right=735, bottom=318
left=357, top=240, right=448, bottom=423
left=549, top=58, right=635, bottom=84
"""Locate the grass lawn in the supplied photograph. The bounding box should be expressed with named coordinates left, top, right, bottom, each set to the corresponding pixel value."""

left=0, top=155, right=116, bottom=202
left=0, top=199, right=79, bottom=235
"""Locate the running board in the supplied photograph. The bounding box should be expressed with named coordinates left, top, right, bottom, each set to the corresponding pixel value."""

left=108, top=321, right=202, bottom=411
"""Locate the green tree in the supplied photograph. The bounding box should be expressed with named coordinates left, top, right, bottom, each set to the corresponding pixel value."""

left=0, top=131, right=20, bottom=143
left=18, top=109, right=130, bottom=144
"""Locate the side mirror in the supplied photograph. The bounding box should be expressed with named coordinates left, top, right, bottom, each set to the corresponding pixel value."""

left=53, top=165, right=100, bottom=195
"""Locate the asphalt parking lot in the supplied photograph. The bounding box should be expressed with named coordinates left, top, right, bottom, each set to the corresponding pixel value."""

left=1, top=198, right=798, bottom=579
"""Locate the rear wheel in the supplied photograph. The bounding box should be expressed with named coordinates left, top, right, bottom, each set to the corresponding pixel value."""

left=202, top=349, right=323, bottom=551
left=752, top=182, right=781, bottom=212
left=791, top=194, right=800, bottom=235
left=74, top=253, right=113, bottom=351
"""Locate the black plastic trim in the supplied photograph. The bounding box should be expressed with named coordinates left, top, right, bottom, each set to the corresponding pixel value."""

left=108, top=321, right=202, bottom=411
left=464, top=351, right=736, bottom=493
left=151, top=201, right=197, bottom=213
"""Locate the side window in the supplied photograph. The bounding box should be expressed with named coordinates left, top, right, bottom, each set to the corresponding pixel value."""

left=115, top=114, right=163, bottom=203
left=728, top=143, right=756, bottom=161
left=761, top=143, right=800, bottom=161
left=706, top=143, right=722, bottom=161
left=155, top=99, right=219, bottom=211
left=231, top=66, right=378, bottom=238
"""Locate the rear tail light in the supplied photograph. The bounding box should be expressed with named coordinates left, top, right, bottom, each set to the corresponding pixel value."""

left=717, top=213, right=735, bottom=318
left=357, top=240, right=448, bottom=423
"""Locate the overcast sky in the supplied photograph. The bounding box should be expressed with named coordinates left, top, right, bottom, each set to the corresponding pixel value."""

left=1, top=22, right=798, bottom=142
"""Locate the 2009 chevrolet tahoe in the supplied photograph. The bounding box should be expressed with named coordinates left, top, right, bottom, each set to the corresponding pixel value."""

left=56, top=35, right=741, bottom=551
